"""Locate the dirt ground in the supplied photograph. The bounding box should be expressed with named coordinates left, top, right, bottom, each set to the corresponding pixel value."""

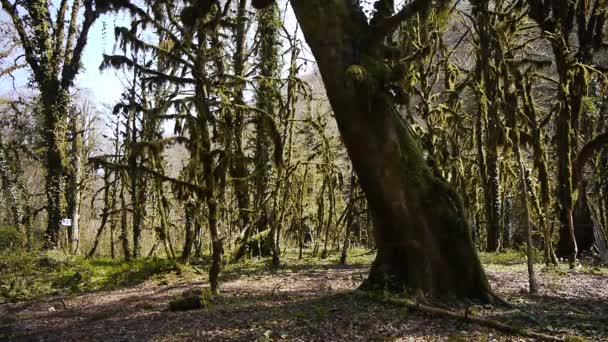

left=2, top=259, right=608, bottom=341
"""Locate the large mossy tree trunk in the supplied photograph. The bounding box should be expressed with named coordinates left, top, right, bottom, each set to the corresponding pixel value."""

left=290, top=0, right=492, bottom=301
left=229, top=0, right=253, bottom=261
left=255, top=3, right=282, bottom=264
left=41, top=86, right=69, bottom=249
left=472, top=0, right=502, bottom=252
left=552, top=42, right=579, bottom=268
left=0, top=138, right=26, bottom=240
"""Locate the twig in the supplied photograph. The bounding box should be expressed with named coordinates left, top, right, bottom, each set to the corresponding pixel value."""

left=271, top=282, right=288, bottom=296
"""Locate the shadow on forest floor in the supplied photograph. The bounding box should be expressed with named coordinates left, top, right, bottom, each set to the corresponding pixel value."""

left=2, top=251, right=608, bottom=341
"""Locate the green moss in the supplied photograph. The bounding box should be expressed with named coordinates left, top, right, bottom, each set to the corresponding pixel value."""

left=0, top=226, right=22, bottom=250
left=479, top=250, right=526, bottom=265
left=0, top=251, right=187, bottom=302
left=346, top=64, right=369, bottom=84
left=169, top=287, right=212, bottom=311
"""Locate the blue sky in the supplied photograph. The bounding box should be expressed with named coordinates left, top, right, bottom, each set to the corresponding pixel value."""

left=75, top=12, right=131, bottom=105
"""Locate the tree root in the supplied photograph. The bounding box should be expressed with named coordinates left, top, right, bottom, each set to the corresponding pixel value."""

left=355, top=291, right=564, bottom=341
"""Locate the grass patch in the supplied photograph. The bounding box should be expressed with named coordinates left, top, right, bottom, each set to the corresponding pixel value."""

left=479, top=250, right=528, bottom=266
left=0, top=250, right=198, bottom=303
left=219, top=247, right=375, bottom=280
left=0, top=247, right=373, bottom=303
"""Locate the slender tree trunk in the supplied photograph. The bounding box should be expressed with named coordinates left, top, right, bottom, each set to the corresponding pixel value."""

left=207, top=196, right=222, bottom=293
left=66, top=111, right=83, bottom=254
left=128, top=119, right=143, bottom=259
left=156, top=179, right=175, bottom=260
left=87, top=169, right=112, bottom=258
left=537, top=141, right=558, bottom=265
left=194, top=213, right=203, bottom=258
left=515, top=145, right=538, bottom=294
left=119, top=174, right=132, bottom=261
left=192, top=22, right=223, bottom=294
left=298, top=166, right=308, bottom=260
left=321, top=179, right=335, bottom=259
left=340, top=172, right=356, bottom=265
left=516, top=68, right=558, bottom=266
left=314, top=179, right=326, bottom=257
left=181, top=201, right=195, bottom=263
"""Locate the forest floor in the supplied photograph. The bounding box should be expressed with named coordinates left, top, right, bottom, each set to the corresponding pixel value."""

left=1, top=249, right=608, bottom=341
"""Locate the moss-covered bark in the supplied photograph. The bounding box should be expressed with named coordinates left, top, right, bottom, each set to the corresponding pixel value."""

left=41, top=86, right=69, bottom=249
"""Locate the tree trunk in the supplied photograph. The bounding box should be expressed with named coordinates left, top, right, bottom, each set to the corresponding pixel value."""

left=515, top=144, right=537, bottom=294
left=119, top=174, right=132, bottom=261
left=128, top=111, right=143, bottom=259
left=0, top=139, right=25, bottom=240
left=483, top=145, right=501, bottom=252
left=42, top=86, right=68, bottom=249
left=66, top=111, right=83, bottom=254
left=181, top=201, right=195, bottom=263
left=321, top=178, right=335, bottom=259
left=193, top=22, right=223, bottom=294
left=156, top=179, right=175, bottom=260
left=87, top=168, right=112, bottom=258
left=290, top=1, right=492, bottom=301
left=537, top=139, right=558, bottom=265
left=473, top=0, right=501, bottom=253
left=551, top=35, right=582, bottom=269
left=340, top=172, right=357, bottom=265
left=230, top=0, right=252, bottom=249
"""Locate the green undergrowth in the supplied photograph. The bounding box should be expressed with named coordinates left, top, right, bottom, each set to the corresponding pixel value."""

left=479, top=249, right=608, bottom=275
left=219, top=247, right=375, bottom=279
left=0, top=248, right=374, bottom=303
left=6, top=246, right=604, bottom=305
left=479, top=250, right=532, bottom=266
left=0, top=250, right=198, bottom=303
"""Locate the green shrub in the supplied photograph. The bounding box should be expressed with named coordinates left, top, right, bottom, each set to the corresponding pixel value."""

left=0, top=226, right=21, bottom=250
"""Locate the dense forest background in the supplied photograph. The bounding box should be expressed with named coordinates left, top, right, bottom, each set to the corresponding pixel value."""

left=1, top=0, right=608, bottom=340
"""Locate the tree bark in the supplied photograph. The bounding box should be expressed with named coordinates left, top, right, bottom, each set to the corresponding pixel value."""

left=290, top=0, right=492, bottom=301
left=66, top=109, right=83, bottom=254
left=42, top=86, right=69, bottom=249
left=87, top=168, right=112, bottom=258
left=229, top=0, right=253, bottom=261
left=515, top=144, right=538, bottom=294
left=340, top=172, right=357, bottom=265
left=181, top=201, right=195, bottom=263
left=472, top=0, right=502, bottom=252
left=119, top=172, right=132, bottom=261
left=0, top=138, right=24, bottom=238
